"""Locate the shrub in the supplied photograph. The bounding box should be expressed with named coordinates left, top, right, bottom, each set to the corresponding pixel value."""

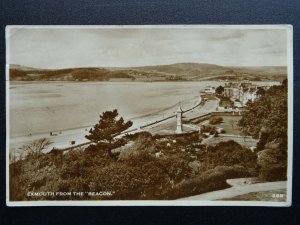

left=9, top=134, right=257, bottom=201
left=259, top=165, right=287, bottom=181
left=125, top=131, right=153, bottom=141
left=212, top=165, right=250, bottom=179
left=257, top=148, right=287, bottom=166
left=163, top=165, right=249, bottom=199
left=188, top=161, right=201, bottom=174
left=89, top=159, right=170, bottom=200
left=201, top=125, right=216, bottom=134
left=164, top=171, right=228, bottom=199
left=257, top=147, right=287, bottom=181
left=209, top=116, right=223, bottom=125
left=118, top=133, right=155, bottom=161
left=203, top=141, right=257, bottom=168
left=159, top=155, right=192, bottom=182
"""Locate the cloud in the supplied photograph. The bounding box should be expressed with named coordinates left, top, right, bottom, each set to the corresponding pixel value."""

left=7, top=27, right=288, bottom=68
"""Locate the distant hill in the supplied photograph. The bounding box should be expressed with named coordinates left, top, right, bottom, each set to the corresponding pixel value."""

left=9, top=65, right=134, bottom=81
left=123, top=63, right=287, bottom=81
left=9, top=63, right=287, bottom=82
left=130, top=63, right=226, bottom=75
left=9, top=64, right=42, bottom=71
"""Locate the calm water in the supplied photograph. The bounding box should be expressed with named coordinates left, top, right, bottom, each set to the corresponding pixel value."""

left=9, top=81, right=279, bottom=137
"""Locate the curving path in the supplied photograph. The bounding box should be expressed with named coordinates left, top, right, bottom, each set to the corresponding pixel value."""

left=179, top=178, right=287, bottom=201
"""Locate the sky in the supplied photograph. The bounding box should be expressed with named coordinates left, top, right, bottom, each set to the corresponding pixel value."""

left=7, top=26, right=289, bottom=69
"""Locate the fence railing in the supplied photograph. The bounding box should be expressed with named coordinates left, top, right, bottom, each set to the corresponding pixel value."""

left=50, top=98, right=244, bottom=152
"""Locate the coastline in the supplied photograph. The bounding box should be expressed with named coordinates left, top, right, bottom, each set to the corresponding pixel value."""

left=9, top=94, right=201, bottom=157
left=8, top=80, right=279, bottom=158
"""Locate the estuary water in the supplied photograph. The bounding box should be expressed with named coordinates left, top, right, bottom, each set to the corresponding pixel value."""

left=9, top=81, right=279, bottom=138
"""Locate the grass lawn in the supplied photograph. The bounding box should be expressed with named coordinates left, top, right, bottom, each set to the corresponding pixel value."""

left=220, top=189, right=287, bottom=202
left=213, top=115, right=243, bottom=135
left=219, top=100, right=233, bottom=108
left=202, top=115, right=259, bottom=147
left=218, top=97, right=234, bottom=108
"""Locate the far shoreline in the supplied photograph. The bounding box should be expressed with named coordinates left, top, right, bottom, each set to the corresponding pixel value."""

left=9, top=79, right=283, bottom=85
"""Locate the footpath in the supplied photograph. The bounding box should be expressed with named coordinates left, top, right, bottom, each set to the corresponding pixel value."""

left=180, top=178, right=287, bottom=201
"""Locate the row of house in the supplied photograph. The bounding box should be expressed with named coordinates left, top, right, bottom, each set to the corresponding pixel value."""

left=224, top=82, right=264, bottom=107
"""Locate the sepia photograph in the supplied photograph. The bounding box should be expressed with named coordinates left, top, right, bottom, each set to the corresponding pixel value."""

left=6, top=25, right=293, bottom=206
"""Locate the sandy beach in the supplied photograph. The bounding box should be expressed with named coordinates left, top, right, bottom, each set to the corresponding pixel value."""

left=8, top=82, right=210, bottom=157
left=9, top=94, right=215, bottom=157
left=8, top=81, right=278, bottom=158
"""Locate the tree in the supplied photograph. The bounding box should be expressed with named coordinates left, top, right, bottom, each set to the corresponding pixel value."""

left=20, top=138, right=52, bottom=158
left=215, top=86, right=224, bottom=95
left=239, top=82, right=287, bottom=150
left=282, top=78, right=287, bottom=88
left=85, top=109, right=133, bottom=157
left=256, top=87, right=266, bottom=96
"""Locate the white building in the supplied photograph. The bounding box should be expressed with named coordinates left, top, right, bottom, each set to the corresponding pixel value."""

left=224, top=82, right=258, bottom=107
left=239, top=86, right=257, bottom=106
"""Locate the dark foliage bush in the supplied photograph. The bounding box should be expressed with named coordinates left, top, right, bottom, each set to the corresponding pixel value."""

left=9, top=145, right=192, bottom=200
left=257, top=146, right=287, bottom=181
left=164, top=165, right=249, bottom=199
left=259, top=165, right=287, bottom=181
left=215, top=86, right=225, bottom=95
left=198, top=140, right=257, bottom=169
left=209, top=116, right=223, bottom=125
left=237, top=80, right=288, bottom=182
left=125, top=131, right=153, bottom=141
left=201, top=125, right=217, bottom=134
left=9, top=139, right=257, bottom=200
left=239, top=81, right=287, bottom=148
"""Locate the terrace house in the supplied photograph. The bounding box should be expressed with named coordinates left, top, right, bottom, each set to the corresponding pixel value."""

left=224, top=82, right=258, bottom=107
